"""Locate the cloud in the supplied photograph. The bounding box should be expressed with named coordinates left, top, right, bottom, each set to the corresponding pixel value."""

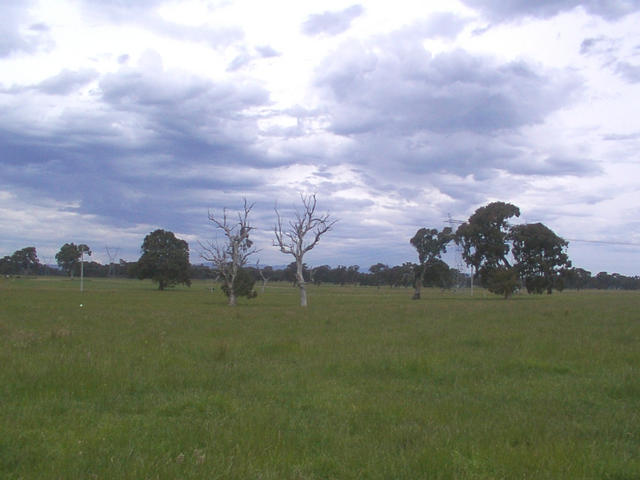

left=302, top=4, right=364, bottom=36
left=77, top=0, right=243, bottom=49
left=35, top=69, right=99, bottom=95
left=0, top=50, right=274, bottom=237
left=316, top=39, right=579, bottom=137
left=0, top=2, right=53, bottom=57
left=255, top=45, right=280, bottom=58
left=616, top=61, right=640, bottom=82
left=460, top=0, right=640, bottom=22
left=416, top=12, right=470, bottom=39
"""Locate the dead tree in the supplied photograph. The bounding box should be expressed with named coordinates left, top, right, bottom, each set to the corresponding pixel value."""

left=201, top=199, right=257, bottom=306
left=256, top=260, right=271, bottom=294
left=274, top=194, right=337, bottom=307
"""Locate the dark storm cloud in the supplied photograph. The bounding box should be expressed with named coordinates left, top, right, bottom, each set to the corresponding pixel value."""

left=0, top=54, right=275, bottom=233
left=35, top=69, right=99, bottom=95
left=98, top=54, right=269, bottom=140
left=460, top=0, right=640, bottom=21
left=302, top=5, right=364, bottom=36
left=0, top=2, right=52, bottom=57
left=309, top=26, right=593, bottom=191
left=316, top=41, right=578, bottom=136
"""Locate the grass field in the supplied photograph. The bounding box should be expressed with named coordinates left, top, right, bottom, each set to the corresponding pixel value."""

left=1, top=276, right=639, bottom=479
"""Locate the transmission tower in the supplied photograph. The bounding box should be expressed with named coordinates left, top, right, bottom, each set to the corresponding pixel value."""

left=105, top=246, right=120, bottom=277
left=446, top=214, right=468, bottom=292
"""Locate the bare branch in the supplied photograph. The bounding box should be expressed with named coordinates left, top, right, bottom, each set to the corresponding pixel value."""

left=273, top=193, right=337, bottom=307
left=202, top=198, right=258, bottom=305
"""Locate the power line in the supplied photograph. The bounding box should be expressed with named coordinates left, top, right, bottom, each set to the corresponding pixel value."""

left=567, top=239, right=640, bottom=247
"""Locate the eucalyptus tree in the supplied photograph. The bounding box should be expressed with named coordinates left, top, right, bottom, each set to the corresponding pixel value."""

left=137, top=230, right=191, bottom=290
left=455, top=201, right=520, bottom=296
left=201, top=199, right=258, bottom=306
left=509, top=222, right=571, bottom=294
left=55, top=243, right=91, bottom=278
left=410, top=227, right=453, bottom=299
left=274, top=194, right=337, bottom=307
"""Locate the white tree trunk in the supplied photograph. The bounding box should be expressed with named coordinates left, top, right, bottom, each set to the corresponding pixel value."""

left=296, top=259, right=307, bottom=307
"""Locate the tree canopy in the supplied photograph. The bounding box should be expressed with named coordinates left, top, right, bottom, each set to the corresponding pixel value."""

left=455, top=201, right=520, bottom=295
left=55, top=243, right=91, bottom=278
left=0, top=247, right=40, bottom=275
left=137, top=229, right=191, bottom=290
left=410, top=227, right=453, bottom=299
left=509, top=222, right=571, bottom=294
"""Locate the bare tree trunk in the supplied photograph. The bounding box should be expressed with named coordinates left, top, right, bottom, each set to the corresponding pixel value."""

left=297, top=259, right=307, bottom=307
left=228, top=290, right=237, bottom=306
left=412, top=266, right=422, bottom=299
left=273, top=194, right=336, bottom=308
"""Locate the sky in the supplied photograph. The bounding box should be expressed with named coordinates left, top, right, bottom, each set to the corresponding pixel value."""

left=1, top=0, right=640, bottom=275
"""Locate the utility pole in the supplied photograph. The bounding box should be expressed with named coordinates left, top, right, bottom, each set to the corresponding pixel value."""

left=80, top=249, right=84, bottom=293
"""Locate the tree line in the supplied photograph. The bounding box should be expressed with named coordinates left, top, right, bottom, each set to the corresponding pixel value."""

left=3, top=199, right=639, bottom=298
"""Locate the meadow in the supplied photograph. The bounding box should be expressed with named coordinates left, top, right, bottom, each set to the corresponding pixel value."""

left=1, top=276, right=639, bottom=479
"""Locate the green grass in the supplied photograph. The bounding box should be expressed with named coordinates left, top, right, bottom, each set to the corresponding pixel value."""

left=1, top=277, right=639, bottom=479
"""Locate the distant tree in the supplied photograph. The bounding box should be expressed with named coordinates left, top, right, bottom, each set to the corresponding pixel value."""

left=55, top=243, right=91, bottom=278
left=311, top=265, right=331, bottom=285
left=343, top=265, right=360, bottom=285
left=410, top=227, right=453, bottom=299
left=10, top=247, right=40, bottom=275
left=456, top=201, right=520, bottom=295
left=386, top=263, right=415, bottom=287
left=137, top=230, right=191, bottom=290
left=0, top=255, right=17, bottom=275
left=256, top=262, right=272, bottom=293
left=201, top=199, right=258, bottom=306
left=423, top=258, right=455, bottom=289
left=563, top=267, right=591, bottom=290
left=369, top=263, right=390, bottom=287
left=274, top=194, right=337, bottom=307
left=283, top=261, right=303, bottom=285
left=331, top=265, right=348, bottom=285
left=593, top=271, right=612, bottom=290
left=509, top=222, right=571, bottom=294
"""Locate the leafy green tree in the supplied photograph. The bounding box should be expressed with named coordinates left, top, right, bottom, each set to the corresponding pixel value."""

left=0, top=255, right=16, bottom=274
left=11, top=247, right=40, bottom=275
left=486, top=266, right=520, bottom=298
left=55, top=243, right=91, bottom=278
left=137, top=229, right=191, bottom=290
left=563, top=267, right=591, bottom=290
left=423, top=258, right=455, bottom=289
left=455, top=201, right=520, bottom=291
left=369, top=263, right=390, bottom=287
left=221, top=267, right=257, bottom=300
left=509, top=222, right=571, bottom=294
left=310, top=265, right=331, bottom=285
left=410, top=227, right=453, bottom=299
